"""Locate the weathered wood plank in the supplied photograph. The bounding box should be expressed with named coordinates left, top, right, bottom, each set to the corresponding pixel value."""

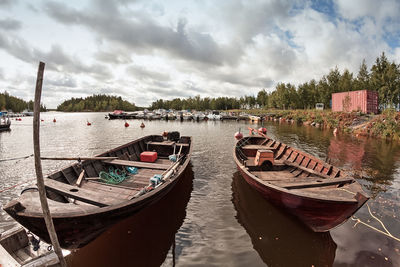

left=44, top=179, right=124, bottom=207
left=104, top=159, right=170, bottom=170
left=279, top=177, right=354, bottom=189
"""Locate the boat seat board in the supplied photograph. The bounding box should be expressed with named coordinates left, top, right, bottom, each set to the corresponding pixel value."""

left=241, top=145, right=277, bottom=150
left=0, top=245, right=20, bottom=266
left=44, top=179, right=125, bottom=207
left=81, top=180, right=138, bottom=199
left=277, top=177, right=354, bottom=189
left=103, top=159, right=171, bottom=170
left=146, top=141, right=189, bottom=147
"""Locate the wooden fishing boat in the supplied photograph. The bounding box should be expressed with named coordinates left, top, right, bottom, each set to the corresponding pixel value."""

left=4, top=133, right=192, bottom=249
left=0, top=225, right=69, bottom=266
left=233, top=132, right=369, bottom=232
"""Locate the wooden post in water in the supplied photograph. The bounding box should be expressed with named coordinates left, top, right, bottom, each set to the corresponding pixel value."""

left=33, top=61, right=67, bottom=267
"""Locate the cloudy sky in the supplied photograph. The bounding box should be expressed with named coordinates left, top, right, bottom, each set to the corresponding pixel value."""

left=0, top=0, right=399, bottom=108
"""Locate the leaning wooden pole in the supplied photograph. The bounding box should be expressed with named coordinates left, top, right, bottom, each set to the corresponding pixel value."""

left=33, top=61, right=67, bottom=267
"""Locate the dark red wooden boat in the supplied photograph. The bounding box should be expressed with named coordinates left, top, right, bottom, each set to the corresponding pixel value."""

left=4, top=133, right=192, bottom=249
left=233, top=133, right=369, bottom=232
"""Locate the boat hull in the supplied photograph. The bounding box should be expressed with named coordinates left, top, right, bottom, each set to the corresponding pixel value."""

left=7, top=174, right=182, bottom=249
left=236, top=166, right=367, bottom=231
left=4, top=134, right=193, bottom=249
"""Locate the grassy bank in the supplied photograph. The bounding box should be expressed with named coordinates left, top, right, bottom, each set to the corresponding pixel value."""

left=243, top=109, right=400, bottom=141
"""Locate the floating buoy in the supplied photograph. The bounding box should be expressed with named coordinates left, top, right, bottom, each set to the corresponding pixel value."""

left=140, top=122, right=145, bottom=128
left=258, top=127, right=267, bottom=134
left=124, top=122, right=129, bottom=127
left=234, top=131, right=243, bottom=140
left=53, top=118, right=56, bottom=123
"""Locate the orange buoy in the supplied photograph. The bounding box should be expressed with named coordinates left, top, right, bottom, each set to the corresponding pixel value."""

left=140, top=122, right=145, bottom=128
left=53, top=118, right=56, bottom=123
left=234, top=131, right=243, bottom=140
left=258, top=127, right=267, bottom=134
left=124, top=122, right=129, bottom=127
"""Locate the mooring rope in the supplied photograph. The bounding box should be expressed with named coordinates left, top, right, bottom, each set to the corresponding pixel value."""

left=0, top=154, right=34, bottom=162
left=0, top=178, right=36, bottom=193
left=351, top=203, right=400, bottom=243
left=337, top=187, right=399, bottom=242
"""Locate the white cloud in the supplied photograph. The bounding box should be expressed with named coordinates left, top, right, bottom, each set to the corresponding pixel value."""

left=0, top=0, right=398, bottom=108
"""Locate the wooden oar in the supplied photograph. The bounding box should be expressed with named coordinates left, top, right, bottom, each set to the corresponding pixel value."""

left=41, top=156, right=118, bottom=161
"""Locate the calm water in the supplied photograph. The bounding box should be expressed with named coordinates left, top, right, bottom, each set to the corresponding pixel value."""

left=0, top=112, right=399, bottom=266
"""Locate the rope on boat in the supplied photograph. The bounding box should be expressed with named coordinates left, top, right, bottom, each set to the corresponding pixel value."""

left=0, top=154, right=34, bottom=162
left=337, top=188, right=399, bottom=242
left=0, top=178, right=36, bottom=193
left=99, top=167, right=129, bottom=184
left=351, top=204, right=400, bottom=243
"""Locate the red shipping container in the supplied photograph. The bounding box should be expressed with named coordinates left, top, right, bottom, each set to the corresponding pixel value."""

left=140, top=151, right=158, bottom=162
left=331, top=90, right=378, bottom=114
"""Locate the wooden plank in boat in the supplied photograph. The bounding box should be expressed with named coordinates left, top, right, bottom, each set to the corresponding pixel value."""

left=0, top=245, right=20, bottom=266
left=146, top=141, right=189, bottom=147
left=44, top=179, right=124, bottom=207
left=279, top=177, right=354, bottom=189
left=81, top=181, right=137, bottom=199
left=104, top=159, right=170, bottom=170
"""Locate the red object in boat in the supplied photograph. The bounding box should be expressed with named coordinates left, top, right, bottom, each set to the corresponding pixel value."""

left=140, top=151, right=158, bottom=163
left=234, top=132, right=243, bottom=140
left=258, top=127, right=267, bottom=134
left=124, top=122, right=129, bottom=127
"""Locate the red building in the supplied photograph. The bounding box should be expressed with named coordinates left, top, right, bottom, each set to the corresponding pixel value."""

left=331, top=90, right=378, bottom=114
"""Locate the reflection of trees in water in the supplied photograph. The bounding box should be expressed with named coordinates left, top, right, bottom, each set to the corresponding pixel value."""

left=66, top=165, right=194, bottom=267
left=231, top=172, right=337, bottom=267
left=327, top=135, right=400, bottom=196
left=267, top=120, right=400, bottom=196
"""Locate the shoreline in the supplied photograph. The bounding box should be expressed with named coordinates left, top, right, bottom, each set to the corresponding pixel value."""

left=245, top=109, right=400, bottom=141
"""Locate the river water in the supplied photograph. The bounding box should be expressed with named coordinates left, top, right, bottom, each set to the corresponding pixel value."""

left=0, top=112, right=399, bottom=266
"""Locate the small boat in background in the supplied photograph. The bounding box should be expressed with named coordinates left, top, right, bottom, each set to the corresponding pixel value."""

left=0, top=116, right=11, bottom=132
left=0, top=226, right=69, bottom=266
left=233, top=131, right=369, bottom=232
left=4, top=132, right=192, bottom=249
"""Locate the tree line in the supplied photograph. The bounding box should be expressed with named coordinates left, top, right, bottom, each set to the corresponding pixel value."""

left=151, top=52, right=400, bottom=111
left=56, top=94, right=139, bottom=112
left=0, top=91, right=46, bottom=112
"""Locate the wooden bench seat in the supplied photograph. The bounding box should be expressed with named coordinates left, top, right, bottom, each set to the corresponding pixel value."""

left=44, top=179, right=125, bottom=207
left=103, top=159, right=171, bottom=170
left=277, top=177, right=354, bottom=190
left=146, top=141, right=189, bottom=147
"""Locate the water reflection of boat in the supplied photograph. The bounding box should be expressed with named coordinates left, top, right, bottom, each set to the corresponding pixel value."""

left=232, top=171, right=337, bottom=267
left=66, top=165, right=194, bottom=267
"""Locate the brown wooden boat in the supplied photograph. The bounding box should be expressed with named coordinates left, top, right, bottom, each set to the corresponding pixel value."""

left=4, top=133, right=192, bottom=249
left=233, top=132, right=369, bottom=232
